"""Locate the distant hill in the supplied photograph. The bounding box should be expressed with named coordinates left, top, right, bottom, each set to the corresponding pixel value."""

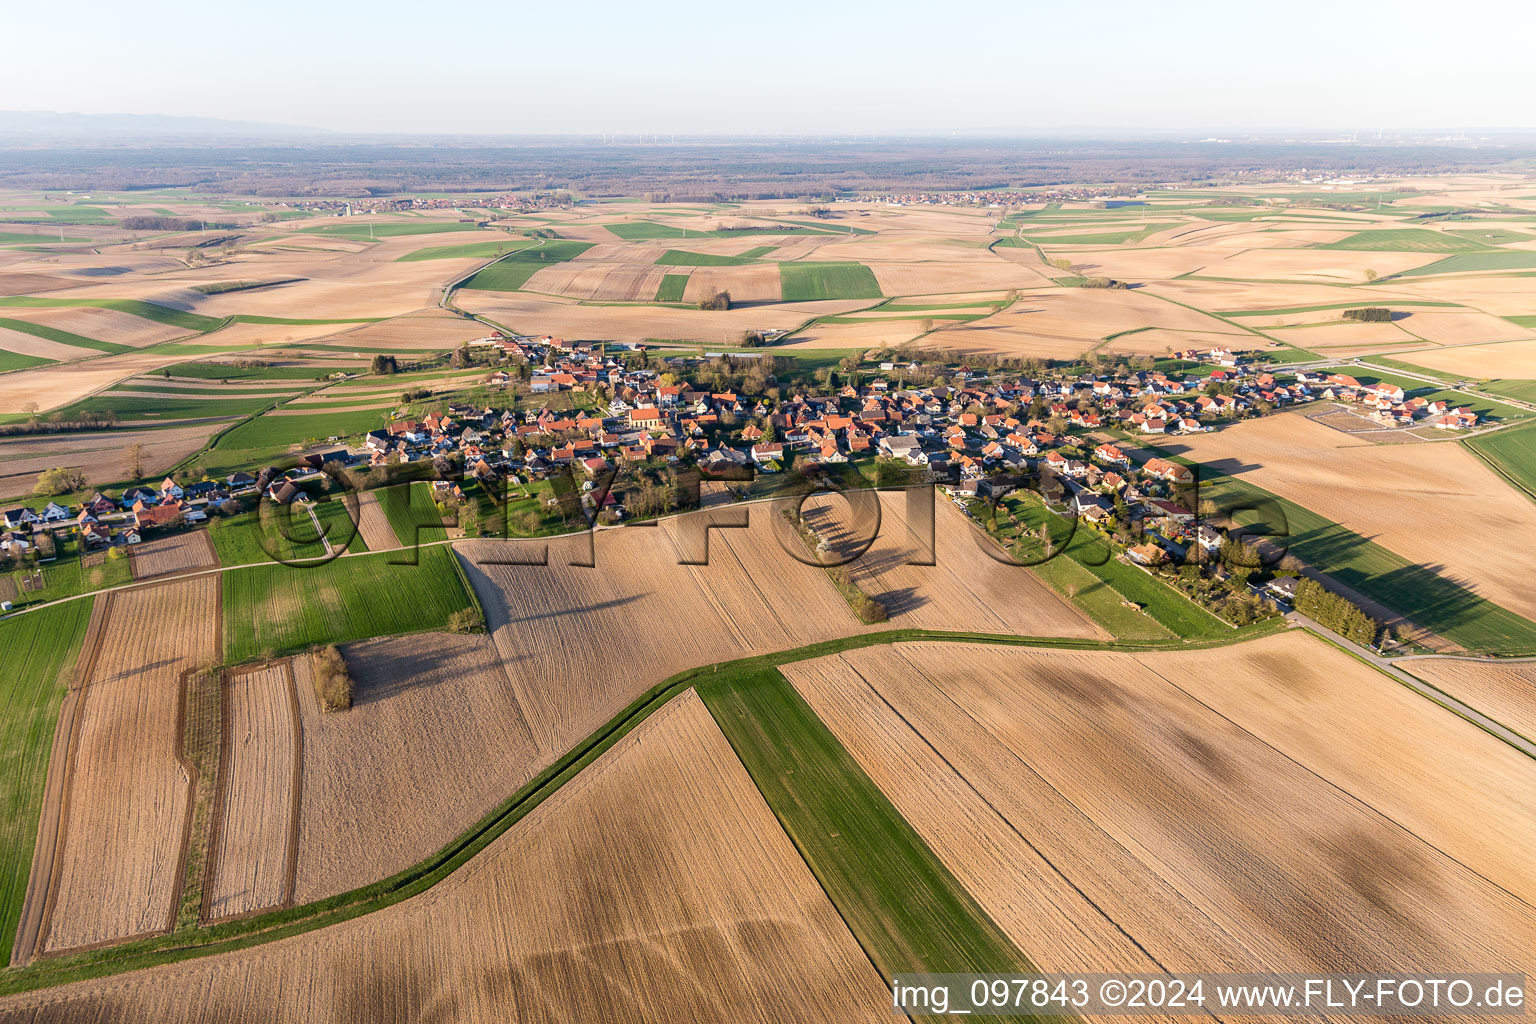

left=0, top=109, right=331, bottom=139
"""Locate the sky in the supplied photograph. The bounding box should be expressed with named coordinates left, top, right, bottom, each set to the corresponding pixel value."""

left=4, top=0, right=1532, bottom=136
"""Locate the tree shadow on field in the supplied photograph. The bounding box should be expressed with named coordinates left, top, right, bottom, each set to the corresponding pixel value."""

left=503, top=592, right=649, bottom=627
left=871, top=585, right=927, bottom=617
left=345, top=634, right=501, bottom=707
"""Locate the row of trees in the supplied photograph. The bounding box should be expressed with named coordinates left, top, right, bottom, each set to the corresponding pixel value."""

left=1293, top=577, right=1381, bottom=647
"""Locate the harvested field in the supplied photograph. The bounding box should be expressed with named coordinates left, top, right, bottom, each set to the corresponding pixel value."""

left=1396, top=310, right=1533, bottom=344
left=0, top=692, right=889, bottom=1024
left=128, top=531, right=217, bottom=580
left=807, top=492, right=1102, bottom=638
left=305, top=310, right=488, bottom=352
left=1392, top=339, right=1536, bottom=379
left=1157, top=412, right=1536, bottom=621
left=521, top=262, right=673, bottom=302
left=1103, top=327, right=1267, bottom=357
left=1197, top=248, right=1441, bottom=284
left=922, top=286, right=1243, bottom=358
left=568, top=242, right=668, bottom=263
left=1270, top=320, right=1420, bottom=347
left=1061, top=246, right=1240, bottom=281
left=779, top=320, right=924, bottom=350
left=289, top=632, right=537, bottom=902
left=868, top=261, right=1036, bottom=294
left=784, top=632, right=1536, bottom=983
left=458, top=510, right=868, bottom=761
left=682, top=264, right=782, bottom=304
left=0, top=351, right=196, bottom=414
left=205, top=662, right=298, bottom=921
left=453, top=292, right=867, bottom=344
left=1406, top=660, right=1536, bottom=744
left=39, top=576, right=221, bottom=953
left=352, top=491, right=399, bottom=551
left=0, top=422, right=227, bottom=500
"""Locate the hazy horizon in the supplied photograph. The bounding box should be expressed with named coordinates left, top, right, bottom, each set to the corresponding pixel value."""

left=6, top=0, right=1532, bottom=137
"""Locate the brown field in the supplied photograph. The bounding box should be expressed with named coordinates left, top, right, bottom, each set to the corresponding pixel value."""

left=1395, top=310, right=1532, bottom=344
left=784, top=632, right=1536, bottom=985
left=0, top=274, right=92, bottom=297
left=922, top=285, right=1243, bottom=358
left=1147, top=277, right=1395, bottom=313
left=681, top=264, right=782, bottom=304
left=457, top=511, right=869, bottom=761
left=868, top=260, right=1037, bottom=295
left=38, top=576, right=221, bottom=953
left=1105, top=327, right=1273, bottom=357
left=454, top=292, right=867, bottom=343
left=1155, top=412, right=1536, bottom=621
left=289, top=632, right=538, bottom=903
left=128, top=531, right=217, bottom=580
left=352, top=491, right=399, bottom=551
left=1381, top=275, right=1536, bottom=316
left=776, top=320, right=925, bottom=350
left=0, top=421, right=228, bottom=499
left=1060, top=246, right=1242, bottom=281
left=1194, top=248, right=1445, bottom=284
left=1406, top=660, right=1536, bottom=744
left=300, top=309, right=488, bottom=352
left=1270, top=320, right=1421, bottom=347
left=522, top=262, right=674, bottom=302
left=809, top=492, right=1103, bottom=638
left=205, top=662, right=299, bottom=921
left=0, top=692, right=888, bottom=1023
left=1392, top=339, right=1536, bottom=378
left=0, top=350, right=220, bottom=412
left=569, top=242, right=669, bottom=262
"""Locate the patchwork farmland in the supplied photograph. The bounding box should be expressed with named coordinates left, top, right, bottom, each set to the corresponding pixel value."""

left=2, top=169, right=1536, bottom=1020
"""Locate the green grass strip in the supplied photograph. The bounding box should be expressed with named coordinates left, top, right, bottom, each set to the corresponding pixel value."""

left=654, top=273, right=689, bottom=302
left=0, top=297, right=222, bottom=333
left=655, top=249, right=760, bottom=267
left=698, top=665, right=1042, bottom=1022
left=0, top=600, right=94, bottom=964
left=0, top=317, right=133, bottom=355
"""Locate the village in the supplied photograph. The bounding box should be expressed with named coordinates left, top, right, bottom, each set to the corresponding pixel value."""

left=2, top=327, right=1476, bottom=637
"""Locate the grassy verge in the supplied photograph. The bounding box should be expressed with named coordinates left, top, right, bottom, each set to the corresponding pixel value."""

left=697, top=665, right=1041, bottom=1023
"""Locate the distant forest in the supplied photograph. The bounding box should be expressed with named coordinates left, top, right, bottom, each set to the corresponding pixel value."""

left=3, top=137, right=1535, bottom=196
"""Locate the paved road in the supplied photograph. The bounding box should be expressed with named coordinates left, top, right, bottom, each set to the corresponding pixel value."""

left=1285, top=612, right=1536, bottom=760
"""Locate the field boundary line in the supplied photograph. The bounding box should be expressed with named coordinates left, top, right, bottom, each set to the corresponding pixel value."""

left=282, top=658, right=302, bottom=909
left=168, top=668, right=199, bottom=937
left=201, top=668, right=236, bottom=926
